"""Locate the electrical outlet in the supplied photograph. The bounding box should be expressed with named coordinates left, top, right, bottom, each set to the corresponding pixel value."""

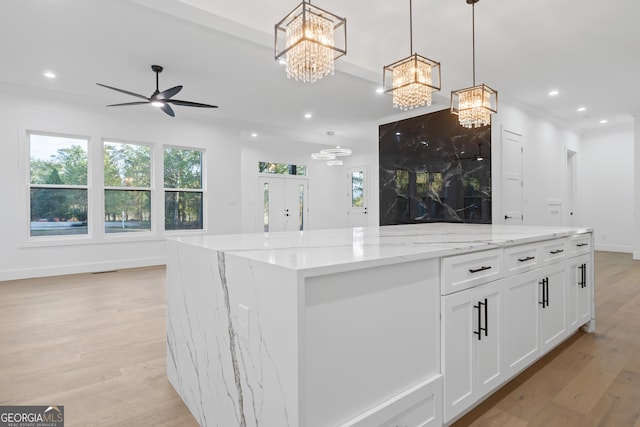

left=238, top=304, right=249, bottom=341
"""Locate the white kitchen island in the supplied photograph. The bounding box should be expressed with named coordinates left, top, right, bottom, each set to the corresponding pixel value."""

left=166, top=224, right=595, bottom=427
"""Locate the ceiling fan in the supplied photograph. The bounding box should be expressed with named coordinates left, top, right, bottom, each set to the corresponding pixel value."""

left=96, top=65, right=218, bottom=117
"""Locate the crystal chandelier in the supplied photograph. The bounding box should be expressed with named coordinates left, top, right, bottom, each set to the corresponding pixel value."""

left=275, top=1, right=347, bottom=83
left=383, top=0, right=441, bottom=110
left=451, top=0, right=497, bottom=128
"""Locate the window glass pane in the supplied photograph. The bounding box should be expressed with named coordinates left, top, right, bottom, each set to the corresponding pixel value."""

left=352, top=171, right=364, bottom=207
left=298, top=184, right=304, bottom=231
left=104, top=142, right=151, bottom=187
left=396, top=170, right=409, bottom=194
left=258, top=162, right=307, bottom=176
left=416, top=172, right=428, bottom=195
left=30, top=188, right=88, bottom=236
left=164, top=148, right=202, bottom=189
left=104, top=190, right=151, bottom=233
left=165, top=191, right=203, bottom=230
left=30, top=134, right=88, bottom=185
left=263, top=183, right=269, bottom=232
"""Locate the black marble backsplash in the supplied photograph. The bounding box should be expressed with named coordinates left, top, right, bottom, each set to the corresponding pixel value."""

left=379, top=108, right=491, bottom=225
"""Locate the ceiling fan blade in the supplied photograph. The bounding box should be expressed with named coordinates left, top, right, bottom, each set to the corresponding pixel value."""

left=158, top=85, right=182, bottom=100
left=168, top=99, right=218, bottom=108
left=160, top=103, right=175, bottom=117
left=96, top=83, right=149, bottom=100
left=106, top=101, right=150, bottom=107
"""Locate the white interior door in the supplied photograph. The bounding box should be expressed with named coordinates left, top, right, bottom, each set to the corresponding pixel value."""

left=565, top=149, right=577, bottom=226
left=347, top=166, right=368, bottom=227
left=258, top=177, right=308, bottom=232
left=501, top=130, right=524, bottom=225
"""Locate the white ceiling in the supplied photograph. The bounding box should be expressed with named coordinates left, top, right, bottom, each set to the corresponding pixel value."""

left=2, top=0, right=639, bottom=148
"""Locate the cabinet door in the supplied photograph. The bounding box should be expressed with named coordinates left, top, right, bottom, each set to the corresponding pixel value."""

left=476, top=281, right=503, bottom=397
left=503, top=269, right=540, bottom=379
left=540, top=263, right=567, bottom=353
left=442, top=280, right=503, bottom=423
left=575, top=255, right=592, bottom=326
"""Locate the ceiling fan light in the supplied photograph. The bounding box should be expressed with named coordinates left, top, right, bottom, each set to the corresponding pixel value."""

left=151, top=101, right=164, bottom=108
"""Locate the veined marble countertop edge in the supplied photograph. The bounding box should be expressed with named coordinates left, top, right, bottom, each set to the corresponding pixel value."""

left=168, top=224, right=593, bottom=275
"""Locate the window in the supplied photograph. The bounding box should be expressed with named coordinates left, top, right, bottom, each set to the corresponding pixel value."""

left=29, top=133, right=88, bottom=237
left=104, top=141, right=151, bottom=233
left=259, top=161, right=306, bottom=176
left=164, top=147, right=204, bottom=230
left=351, top=171, right=364, bottom=207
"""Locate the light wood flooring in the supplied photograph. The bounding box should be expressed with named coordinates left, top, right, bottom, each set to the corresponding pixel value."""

left=0, top=251, right=638, bottom=426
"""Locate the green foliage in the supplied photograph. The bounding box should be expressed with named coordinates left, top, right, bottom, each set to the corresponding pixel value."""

left=164, top=148, right=202, bottom=189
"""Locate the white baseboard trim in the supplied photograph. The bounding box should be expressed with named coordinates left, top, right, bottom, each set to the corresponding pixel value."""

left=595, top=244, right=634, bottom=254
left=634, top=251, right=640, bottom=261
left=0, top=257, right=166, bottom=281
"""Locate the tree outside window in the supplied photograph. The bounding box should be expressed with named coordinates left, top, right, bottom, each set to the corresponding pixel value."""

left=164, top=147, right=204, bottom=230
left=29, top=134, right=88, bottom=236
left=104, top=141, right=151, bottom=233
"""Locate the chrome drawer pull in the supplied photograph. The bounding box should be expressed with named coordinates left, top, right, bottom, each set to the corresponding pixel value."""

left=469, top=266, right=492, bottom=274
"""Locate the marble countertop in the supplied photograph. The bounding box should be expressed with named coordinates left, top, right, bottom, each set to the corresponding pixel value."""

left=171, top=224, right=592, bottom=275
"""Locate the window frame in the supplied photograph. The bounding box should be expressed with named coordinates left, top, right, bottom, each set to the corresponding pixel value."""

left=102, top=139, right=154, bottom=237
left=20, top=129, right=208, bottom=248
left=25, top=130, right=92, bottom=243
left=162, top=145, right=206, bottom=233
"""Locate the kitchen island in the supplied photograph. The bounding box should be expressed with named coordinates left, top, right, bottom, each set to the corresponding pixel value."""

left=166, top=224, right=594, bottom=426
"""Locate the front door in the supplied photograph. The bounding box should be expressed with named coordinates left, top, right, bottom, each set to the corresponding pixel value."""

left=259, top=177, right=308, bottom=232
left=347, top=166, right=368, bottom=227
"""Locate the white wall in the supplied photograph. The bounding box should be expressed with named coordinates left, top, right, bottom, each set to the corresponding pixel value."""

left=0, top=84, right=350, bottom=280
left=491, top=103, right=581, bottom=226
left=579, top=124, right=634, bottom=253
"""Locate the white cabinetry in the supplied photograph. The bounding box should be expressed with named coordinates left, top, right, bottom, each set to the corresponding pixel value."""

left=442, top=280, right=503, bottom=423
left=503, top=255, right=567, bottom=378
left=566, top=254, right=592, bottom=333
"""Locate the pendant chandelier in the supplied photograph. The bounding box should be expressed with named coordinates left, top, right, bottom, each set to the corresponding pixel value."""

left=275, top=1, right=347, bottom=83
left=451, top=0, right=497, bottom=128
left=383, top=0, right=441, bottom=110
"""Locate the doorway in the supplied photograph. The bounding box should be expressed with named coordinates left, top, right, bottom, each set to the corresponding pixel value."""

left=347, top=166, right=368, bottom=227
left=501, top=130, right=524, bottom=225
left=565, top=149, right=577, bottom=226
left=258, top=177, right=308, bottom=232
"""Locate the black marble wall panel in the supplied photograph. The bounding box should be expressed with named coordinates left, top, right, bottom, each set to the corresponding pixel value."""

left=379, top=108, right=491, bottom=225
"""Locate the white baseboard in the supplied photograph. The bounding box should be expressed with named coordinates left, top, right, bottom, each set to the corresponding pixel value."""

left=634, top=251, right=640, bottom=261
left=0, top=257, right=166, bottom=281
left=595, top=244, right=634, bottom=254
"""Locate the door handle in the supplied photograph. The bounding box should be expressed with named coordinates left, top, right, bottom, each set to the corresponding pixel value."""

left=539, top=277, right=549, bottom=308
left=504, top=215, right=513, bottom=220
left=474, top=298, right=488, bottom=341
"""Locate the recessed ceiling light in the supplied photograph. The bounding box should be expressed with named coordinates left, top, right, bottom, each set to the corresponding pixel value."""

left=577, top=107, right=587, bottom=112
left=599, top=119, right=608, bottom=124
left=304, top=113, right=312, bottom=119
left=395, top=132, right=401, bottom=136
left=548, top=90, right=559, bottom=96
left=43, top=71, right=56, bottom=79
left=251, top=132, right=258, bottom=138
left=376, top=87, right=384, bottom=94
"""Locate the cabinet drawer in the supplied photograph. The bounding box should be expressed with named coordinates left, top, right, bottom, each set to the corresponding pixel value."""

left=441, top=249, right=502, bottom=295
left=540, top=239, right=567, bottom=265
left=504, top=243, right=540, bottom=276
left=568, top=234, right=592, bottom=256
